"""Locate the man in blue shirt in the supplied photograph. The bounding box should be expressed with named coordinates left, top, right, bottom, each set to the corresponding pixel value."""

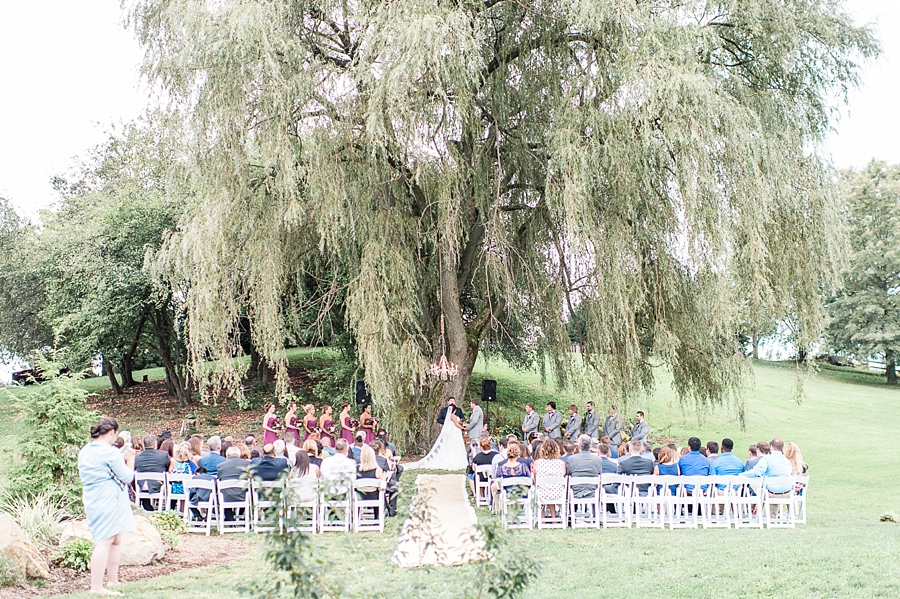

left=711, top=438, right=745, bottom=476
left=198, top=435, right=226, bottom=476
left=679, top=437, right=710, bottom=493
left=742, top=438, right=793, bottom=493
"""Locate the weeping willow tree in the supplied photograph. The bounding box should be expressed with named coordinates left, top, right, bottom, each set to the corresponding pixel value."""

left=128, top=0, right=876, bottom=449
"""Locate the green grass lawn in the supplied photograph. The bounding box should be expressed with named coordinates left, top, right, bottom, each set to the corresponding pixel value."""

left=7, top=357, right=900, bottom=598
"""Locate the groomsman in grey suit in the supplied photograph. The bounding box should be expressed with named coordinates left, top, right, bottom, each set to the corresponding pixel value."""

left=467, top=398, right=485, bottom=441
left=583, top=402, right=600, bottom=439
left=542, top=402, right=562, bottom=439
left=522, top=403, right=539, bottom=438
left=631, top=410, right=649, bottom=442
left=603, top=405, right=624, bottom=446
left=564, top=404, right=582, bottom=440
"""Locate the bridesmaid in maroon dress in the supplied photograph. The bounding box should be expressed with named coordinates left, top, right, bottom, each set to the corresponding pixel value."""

left=283, top=403, right=300, bottom=442
left=318, top=405, right=335, bottom=446
left=339, top=403, right=355, bottom=444
left=302, top=404, right=318, bottom=441
left=359, top=403, right=376, bottom=444
left=262, top=404, right=280, bottom=445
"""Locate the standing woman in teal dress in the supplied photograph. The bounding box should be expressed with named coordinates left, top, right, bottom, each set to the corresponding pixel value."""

left=78, top=418, right=135, bottom=596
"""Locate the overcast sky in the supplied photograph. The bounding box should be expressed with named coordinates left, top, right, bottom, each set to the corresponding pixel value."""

left=0, top=0, right=898, bottom=219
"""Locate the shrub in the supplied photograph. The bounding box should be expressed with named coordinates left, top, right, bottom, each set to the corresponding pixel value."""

left=150, top=510, right=186, bottom=548
left=55, top=539, right=93, bottom=572
left=0, top=490, right=68, bottom=549
left=11, top=356, right=97, bottom=510
left=0, top=553, right=22, bottom=588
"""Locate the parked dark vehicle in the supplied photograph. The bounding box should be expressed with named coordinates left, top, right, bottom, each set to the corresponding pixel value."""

left=12, top=366, right=70, bottom=385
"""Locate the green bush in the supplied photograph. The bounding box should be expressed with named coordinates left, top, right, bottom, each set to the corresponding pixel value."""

left=0, top=490, right=68, bottom=549
left=0, top=553, right=22, bottom=588
left=10, top=357, right=97, bottom=511
left=55, top=539, right=93, bottom=572
left=150, top=510, right=186, bottom=548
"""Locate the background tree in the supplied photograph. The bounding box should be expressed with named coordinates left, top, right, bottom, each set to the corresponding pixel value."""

left=826, top=161, right=900, bottom=384
left=129, top=0, right=876, bottom=450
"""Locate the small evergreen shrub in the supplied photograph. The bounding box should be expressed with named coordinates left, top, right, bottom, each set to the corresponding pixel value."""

left=150, top=510, right=186, bottom=548
left=55, top=539, right=93, bottom=572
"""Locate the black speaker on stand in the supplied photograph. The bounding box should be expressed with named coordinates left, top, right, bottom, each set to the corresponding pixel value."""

left=481, top=379, right=497, bottom=431
left=355, top=380, right=371, bottom=405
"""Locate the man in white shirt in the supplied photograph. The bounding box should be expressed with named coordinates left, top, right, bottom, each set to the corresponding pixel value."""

left=284, top=431, right=301, bottom=463
left=320, top=439, right=357, bottom=496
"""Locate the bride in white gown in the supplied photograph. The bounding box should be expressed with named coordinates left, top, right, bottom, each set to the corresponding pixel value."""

left=405, top=399, right=469, bottom=470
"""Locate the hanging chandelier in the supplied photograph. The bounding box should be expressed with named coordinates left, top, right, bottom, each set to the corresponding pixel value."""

left=430, top=313, right=459, bottom=380
left=429, top=245, right=459, bottom=380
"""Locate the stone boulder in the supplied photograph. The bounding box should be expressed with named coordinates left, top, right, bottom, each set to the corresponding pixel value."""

left=0, top=513, right=51, bottom=579
left=59, top=514, right=165, bottom=566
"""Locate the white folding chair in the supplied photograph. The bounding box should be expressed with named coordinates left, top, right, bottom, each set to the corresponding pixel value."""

left=698, top=476, right=735, bottom=529
left=731, top=478, right=764, bottom=529
left=285, top=477, right=319, bottom=533
left=499, top=477, right=533, bottom=530
left=166, top=473, right=192, bottom=514
left=534, top=476, right=567, bottom=529
left=794, top=475, right=809, bottom=524
left=182, top=477, right=218, bottom=536
left=353, top=477, right=387, bottom=532
left=631, top=475, right=665, bottom=529
left=567, top=476, right=601, bottom=529
left=474, top=465, right=493, bottom=508
left=599, top=474, right=632, bottom=528
left=217, top=479, right=252, bottom=533
left=134, top=472, right=167, bottom=511
left=668, top=476, right=701, bottom=529
left=319, top=475, right=353, bottom=532
left=252, top=480, right=284, bottom=533
left=762, top=477, right=796, bottom=528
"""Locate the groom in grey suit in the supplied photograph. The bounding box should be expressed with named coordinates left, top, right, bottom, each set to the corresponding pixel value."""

left=467, top=398, right=484, bottom=442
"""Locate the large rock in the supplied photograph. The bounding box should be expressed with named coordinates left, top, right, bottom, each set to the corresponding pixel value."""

left=59, top=514, right=165, bottom=566
left=0, top=513, right=51, bottom=579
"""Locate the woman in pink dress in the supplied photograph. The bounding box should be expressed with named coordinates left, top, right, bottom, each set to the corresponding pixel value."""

left=339, top=403, right=355, bottom=444
left=302, top=404, right=318, bottom=441
left=318, top=405, right=335, bottom=445
left=262, top=404, right=281, bottom=445
left=359, top=403, right=376, bottom=444
left=283, top=403, right=300, bottom=442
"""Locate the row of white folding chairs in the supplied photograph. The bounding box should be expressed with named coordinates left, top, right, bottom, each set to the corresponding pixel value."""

left=495, top=474, right=808, bottom=530
left=133, top=473, right=388, bottom=535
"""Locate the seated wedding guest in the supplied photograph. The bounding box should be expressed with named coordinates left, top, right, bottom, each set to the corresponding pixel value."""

left=652, top=447, right=661, bottom=462
left=566, top=435, right=604, bottom=498
left=560, top=440, right=575, bottom=463
left=303, top=439, right=322, bottom=468
left=679, top=438, right=711, bottom=489
left=189, top=435, right=204, bottom=466
left=617, top=441, right=629, bottom=460
left=244, top=434, right=258, bottom=450
left=783, top=442, right=808, bottom=475
left=352, top=432, right=366, bottom=461
left=533, top=436, right=566, bottom=519
left=220, top=439, right=233, bottom=458
left=376, top=429, right=398, bottom=456
left=114, top=436, right=125, bottom=449
left=599, top=436, right=617, bottom=458
left=745, top=444, right=760, bottom=471
left=618, top=439, right=654, bottom=495
left=497, top=442, right=529, bottom=478
left=517, top=442, right=533, bottom=471
left=641, top=441, right=654, bottom=461
left=530, top=435, right=543, bottom=463
left=680, top=446, right=691, bottom=457
left=134, top=434, right=172, bottom=510
left=469, top=438, right=498, bottom=496
left=188, top=466, right=215, bottom=519
left=654, top=446, right=680, bottom=495
left=159, top=439, right=175, bottom=464
left=131, top=436, right=144, bottom=454
left=707, top=441, right=720, bottom=463
left=217, top=446, right=251, bottom=520
left=284, top=432, right=300, bottom=462
left=249, top=444, right=290, bottom=481
left=742, top=438, right=793, bottom=499
left=237, top=442, right=251, bottom=460
left=710, top=438, right=744, bottom=476
left=698, top=447, right=708, bottom=457
left=357, top=446, right=384, bottom=494
left=273, top=439, right=287, bottom=459
left=320, top=435, right=336, bottom=457
left=491, top=438, right=509, bottom=477
left=169, top=442, right=196, bottom=507
left=290, top=447, right=319, bottom=479
left=320, top=439, right=357, bottom=497
left=199, top=436, right=225, bottom=476
left=757, top=441, right=771, bottom=455
left=369, top=440, right=390, bottom=471
left=597, top=444, right=619, bottom=474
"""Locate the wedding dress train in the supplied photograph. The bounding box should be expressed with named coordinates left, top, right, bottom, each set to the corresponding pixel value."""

left=404, top=412, right=469, bottom=470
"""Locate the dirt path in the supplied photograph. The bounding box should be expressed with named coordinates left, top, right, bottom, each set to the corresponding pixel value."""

left=393, top=474, right=485, bottom=568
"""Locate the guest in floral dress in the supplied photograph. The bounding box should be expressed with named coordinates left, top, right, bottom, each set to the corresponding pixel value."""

left=532, top=435, right=566, bottom=518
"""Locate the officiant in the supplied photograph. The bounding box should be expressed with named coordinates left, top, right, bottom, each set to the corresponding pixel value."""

left=437, top=397, right=465, bottom=425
